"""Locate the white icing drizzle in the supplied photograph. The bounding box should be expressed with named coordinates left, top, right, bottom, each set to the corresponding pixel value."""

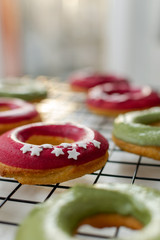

left=51, top=148, right=64, bottom=157
left=106, top=93, right=129, bottom=102
left=67, top=149, right=80, bottom=160
left=89, top=85, right=154, bottom=103
left=88, top=87, right=129, bottom=102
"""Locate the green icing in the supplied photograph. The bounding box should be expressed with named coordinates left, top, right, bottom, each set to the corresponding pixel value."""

left=0, top=82, right=47, bottom=101
left=113, top=107, right=160, bottom=146
left=15, top=183, right=160, bottom=240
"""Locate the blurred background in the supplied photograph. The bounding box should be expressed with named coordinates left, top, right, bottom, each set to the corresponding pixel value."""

left=0, top=0, right=160, bottom=85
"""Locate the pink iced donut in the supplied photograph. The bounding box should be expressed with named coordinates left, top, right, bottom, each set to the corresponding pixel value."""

left=0, top=122, right=109, bottom=184
left=70, top=72, right=129, bottom=92
left=87, top=83, right=160, bottom=117
left=0, top=98, right=41, bottom=134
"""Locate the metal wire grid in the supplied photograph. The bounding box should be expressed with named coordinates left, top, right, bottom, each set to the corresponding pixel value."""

left=0, top=81, right=160, bottom=240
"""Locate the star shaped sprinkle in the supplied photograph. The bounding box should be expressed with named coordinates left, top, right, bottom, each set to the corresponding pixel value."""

left=60, top=143, right=72, bottom=148
left=20, top=144, right=32, bottom=153
left=51, top=148, right=64, bottom=157
left=92, top=140, right=101, bottom=149
left=67, top=149, right=80, bottom=160
left=77, top=142, right=87, bottom=149
left=41, top=144, right=53, bottom=149
left=30, top=146, right=43, bottom=156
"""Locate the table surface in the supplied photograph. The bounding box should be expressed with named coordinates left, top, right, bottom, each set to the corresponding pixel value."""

left=0, top=80, right=160, bottom=240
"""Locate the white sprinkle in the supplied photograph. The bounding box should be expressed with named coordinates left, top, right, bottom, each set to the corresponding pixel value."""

left=92, top=140, right=101, bottom=149
left=67, top=149, right=80, bottom=160
left=30, top=146, right=43, bottom=156
left=51, top=148, right=64, bottom=157
left=60, top=143, right=72, bottom=148
left=41, top=144, right=53, bottom=149
left=20, top=144, right=32, bottom=153
left=77, top=142, right=87, bottom=149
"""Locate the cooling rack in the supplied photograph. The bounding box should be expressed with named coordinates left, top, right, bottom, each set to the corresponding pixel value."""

left=0, top=80, right=160, bottom=240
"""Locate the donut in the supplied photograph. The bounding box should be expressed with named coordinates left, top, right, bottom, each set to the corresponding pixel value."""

left=70, top=72, right=129, bottom=92
left=87, top=83, right=160, bottom=117
left=0, top=122, right=109, bottom=184
left=112, top=107, right=160, bottom=160
left=0, top=77, right=47, bottom=102
left=15, top=183, right=160, bottom=240
left=0, top=98, right=41, bottom=134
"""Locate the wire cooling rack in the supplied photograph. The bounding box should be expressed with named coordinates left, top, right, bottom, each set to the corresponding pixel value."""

left=0, top=80, right=160, bottom=240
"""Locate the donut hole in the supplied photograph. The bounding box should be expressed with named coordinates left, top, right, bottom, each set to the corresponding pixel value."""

left=133, top=112, right=160, bottom=127
left=16, top=124, right=86, bottom=145
left=149, top=121, right=160, bottom=126
left=99, top=85, right=141, bottom=96
left=136, top=120, right=160, bottom=127
left=78, top=213, right=143, bottom=230
left=25, top=135, right=74, bottom=145
left=104, top=89, right=130, bottom=95
left=76, top=214, right=143, bottom=238
left=0, top=103, right=19, bottom=112
left=0, top=106, right=11, bottom=112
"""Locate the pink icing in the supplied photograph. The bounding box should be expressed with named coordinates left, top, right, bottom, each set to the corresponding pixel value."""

left=0, top=123, right=109, bottom=170
left=70, top=74, right=129, bottom=90
left=0, top=98, right=39, bottom=123
left=87, top=83, right=160, bottom=110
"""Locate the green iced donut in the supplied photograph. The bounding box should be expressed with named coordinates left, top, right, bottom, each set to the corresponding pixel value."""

left=112, top=107, right=160, bottom=160
left=113, top=107, right=160, bottom=146
left=15, top=183, right=160, bottom=240
left=0, top=78, right=47, bottom=102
